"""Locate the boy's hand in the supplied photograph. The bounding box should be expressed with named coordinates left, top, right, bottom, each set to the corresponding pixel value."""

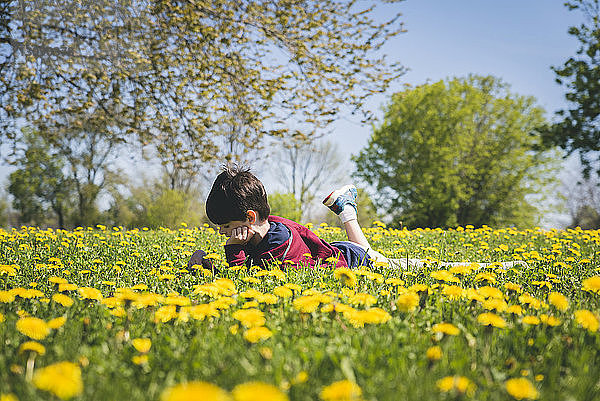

left=226, top=226, right=255, bottom=245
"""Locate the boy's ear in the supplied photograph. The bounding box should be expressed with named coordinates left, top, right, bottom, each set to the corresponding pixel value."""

left=246, top=210, right=257, bottom=224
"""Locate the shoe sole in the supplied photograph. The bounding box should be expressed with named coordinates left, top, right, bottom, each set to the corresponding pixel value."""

left=323, top=184, right=357, bottom=206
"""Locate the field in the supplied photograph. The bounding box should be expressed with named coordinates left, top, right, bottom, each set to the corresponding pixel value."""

left=1, top=223, right=599, bottom=401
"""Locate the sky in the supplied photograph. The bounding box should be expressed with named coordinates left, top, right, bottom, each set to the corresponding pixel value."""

left=330, top=0, right=584, bottom=155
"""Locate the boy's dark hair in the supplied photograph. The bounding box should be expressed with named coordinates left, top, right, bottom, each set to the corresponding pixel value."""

left=205, top=165, right=271, bottom=225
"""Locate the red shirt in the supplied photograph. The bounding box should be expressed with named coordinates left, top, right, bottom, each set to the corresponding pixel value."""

left=224, top=215, right=348, bottom=268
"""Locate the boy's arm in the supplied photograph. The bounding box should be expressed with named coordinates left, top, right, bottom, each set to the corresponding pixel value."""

left=224, top=244, right=248, bottom=266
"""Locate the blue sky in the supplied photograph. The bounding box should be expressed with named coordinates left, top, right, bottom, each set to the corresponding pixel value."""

left=330, top=0, right=584, bottom=155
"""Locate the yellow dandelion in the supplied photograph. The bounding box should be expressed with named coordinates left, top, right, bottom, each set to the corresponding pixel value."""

left=436, top=376, right=476, bottom=395
left=477, top=312, right=507, bottom=328
left=547, top=292, right=568, bottom=311
left=0, top=394, right=19, bottom=401
left=574, top=309, right=599, bottom=332
left=16, top=317, right=50, bottom=340
left=49, top=276, right=68, bottom=284
left=432, top=322, right=460, bottom=336
left=441, top=285, right=464, bottom=300
left=52, top=294, right=74, bottom=307
left=477, top=286, right=503, bottom=299
left=539, top=314, right=561, bottom=326
left=0, top=290, right=16, bottom=303
left=58, top=283, right=78, bottom=292
left=32, top=361, right=83, bottom=400
left=522, top=316, right=540, bottom=325
left=293, top=295, right=322, bottom=313
left=334, top=267, right=357, bottom=288
left=507, top=305, right=523, bottom=315
left=243, top=326, right=273, bottom=343
left=256, top=294, right=278, bottom=305
left=132, top=338, right=152, bottom=353
left=385, top=278, right=405, bottom=286
left=430, top=270, right=460, bottom=283
left=426, top=345, right=443, bottom=361
left=154, top=305, right=178, bottom=323
left=232, top=381, right=288, bottom=401
left=320, top=380, right=362, bottom=401
left=161, top=381, right=231, bottom=401
left=505, top=282, right=523, bottom=293
left=505, top=378, right=539, bottom=400
left=19, top=341, right=46, bottom=355
left=132, top=354, right=149, bottom=365
left=77, top=287, right=103, bottom=301
left=396, top=292, right=419, bottom=312
left=48, top=316, right=67, bottom=329
left=232, top=309, right=266, bottom=328
left=348, top=293, right=377, bottom=307
left=582, top=276, right=600, bottom=294
left=273, top=286, right=293, bottom=298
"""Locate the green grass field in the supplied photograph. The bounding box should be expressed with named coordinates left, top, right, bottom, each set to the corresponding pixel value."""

left=1, top=223, right=599, bottom=400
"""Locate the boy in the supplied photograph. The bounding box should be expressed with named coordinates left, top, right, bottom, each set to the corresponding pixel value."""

left=189, top=165, right=385, bottom=269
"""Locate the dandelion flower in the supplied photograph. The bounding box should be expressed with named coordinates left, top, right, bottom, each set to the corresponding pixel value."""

left=273, top=286, right=293, bottom=298
left=426, top=345, right=443, bottom=361
left=334, top=268, right=357, bottom=288
left=16, top=317, right=50, bottom=340
left=574, top=309, right=599, bottom=332
left=33, top=361, right=83, bottom=400
left=48, top=317, right=67, bottom=329
left=521, top=316, right=540, bottom=325
left=505, top=378, right=539, bottom=400
left=582, top=276, right=600, bottom=294
left=232, top=381, right=288, bottom=401
left=293, top=296, right=322, bottom=313
left=52, top=294, right=74, bottom=307
left=232, top=308, right=265, bottom=328
left=396, top=292, right=419, bottom=312
left=0, top=394, right=19, bottom=401
left=477, top=312, right=507, bottom=328
left=441, top=285, right=464, bottom=300
left=243, top=326, right=273, bottom=343
left=19, top=341, right=46, bottom=355
left=539, top=314, right=561, bottom=327
left=430, top=270, right=460, bottom=283
left=436, top=376, right=476, bottom=395
left=320, top=380, right=362, bottom=401
left=477, top=286, right=503, bottom=299
left=132, top=338, right=152, bottom=353
left=348, top=293, right=377, bottom=307
left=0, top=290, right=15, bottom=303
left=77, top=287, right=103, bottom=301
left=161, top=381, right=231, bottom=401
left=432, top=322, right=460, bottom=336
left=132, top=354, right=149, bottom=365
left=548, top=292, right=569, bottom=311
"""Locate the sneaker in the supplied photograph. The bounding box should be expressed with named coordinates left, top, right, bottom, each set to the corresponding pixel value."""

left=323, top=184, right=358, bottom=215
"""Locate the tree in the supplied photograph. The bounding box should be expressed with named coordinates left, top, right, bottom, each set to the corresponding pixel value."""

left=0, top=190, right=9, bottom=228
left=2, top=0, right=405, bottom=172
left=270, top=140, right=347, bottom=220
left=544, top=0, right=600, bottom=177
left=561, top=159, right=600, bottom=228
left=7, top=129, right=74, bottom=228
left=111, top=176, right=207, bottom=229
left=353, top=76, right=559, bottom=229
left=268, top=192, right=303, bottom=222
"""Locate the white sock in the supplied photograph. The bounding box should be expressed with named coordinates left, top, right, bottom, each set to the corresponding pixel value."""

left=339, top=207, right=357, bottom=224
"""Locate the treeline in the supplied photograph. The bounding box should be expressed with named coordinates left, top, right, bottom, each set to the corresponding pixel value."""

left=0, top=1, right=599, bottom=229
